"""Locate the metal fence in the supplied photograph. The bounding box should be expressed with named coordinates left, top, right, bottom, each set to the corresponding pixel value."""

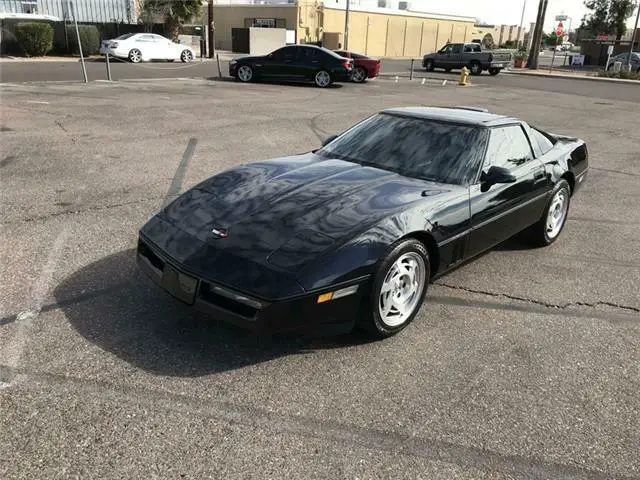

left=0, top=0, right=137, bottom=23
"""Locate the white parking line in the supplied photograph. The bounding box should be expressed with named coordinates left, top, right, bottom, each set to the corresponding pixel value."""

left=2, top=227, right=69, bottom=387
left=26, top=100, right=50, bottom=104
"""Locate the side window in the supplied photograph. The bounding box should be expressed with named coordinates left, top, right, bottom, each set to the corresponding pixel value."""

left=438, top=45, right=451, bottom=54
left=530, top=128, right=555, bottom=155
left=484, top=125, right=534, bottom=171
left=451, top=44, right=463, bottom=54
left=138, top=35, right=155, bottom=42
left=271, top=47, right=295, bottom=60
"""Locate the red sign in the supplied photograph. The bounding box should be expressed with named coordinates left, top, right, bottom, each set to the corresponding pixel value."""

left=555, top=22, right=564, bottom=37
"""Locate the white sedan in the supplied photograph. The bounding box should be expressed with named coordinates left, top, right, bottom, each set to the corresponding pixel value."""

left=100, top=33, right=196, bottom=63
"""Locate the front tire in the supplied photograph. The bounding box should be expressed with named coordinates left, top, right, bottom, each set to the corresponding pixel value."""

left=235, top=64, right=254, bottom=82
left=314, top=69, right=332, bottom=88
left=128, top=49, right=142, bottom=63
left=525, top=179, right=571, bottom=247
left=180, top=49, right=194, bottom=62
left=469, top=61, right=482, bottom=75
left=360, top=239, right=430, bottom=338
left=424, top=59, right=434, bottom=71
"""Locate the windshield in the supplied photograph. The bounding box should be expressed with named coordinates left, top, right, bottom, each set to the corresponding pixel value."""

left=317, top=113, right=487, bottom=185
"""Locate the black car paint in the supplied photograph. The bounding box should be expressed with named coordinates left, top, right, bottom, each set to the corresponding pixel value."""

left=137, top=109, right=588, bottom=334
left=228, top=45, right=353, bottom=84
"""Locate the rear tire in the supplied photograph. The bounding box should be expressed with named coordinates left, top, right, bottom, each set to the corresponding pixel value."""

left=469, top=61, right=482, bottom=75
left=359, top=239, right=430, bottom=339
left=488, top=67, right=501, bottom=76
left=128, top=49, right=142, bottom=63
left=524, top=179, right=571, bottom=247
left=352, top=66, right=368, bottom=83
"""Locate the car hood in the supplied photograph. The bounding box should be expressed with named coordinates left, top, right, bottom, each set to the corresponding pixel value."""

left=141, top=153, right=453, bottom=294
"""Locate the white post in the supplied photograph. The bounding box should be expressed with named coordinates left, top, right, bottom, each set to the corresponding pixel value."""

left=70, top=1, right=88, bottom=83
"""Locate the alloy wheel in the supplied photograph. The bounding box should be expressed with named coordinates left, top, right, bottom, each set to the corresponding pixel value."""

left=352, top=66, right=367, bottom=83
left=315, top=70, right=331, bottom=87
left=546, top=188, right=569, bottom=239
left=237, top=65, right=253, bottom=82
left=378, top=252, right=426, bottom=327
left=129, top=49, right=141, bottom=63
left=181, top=50, right=193, bottom=62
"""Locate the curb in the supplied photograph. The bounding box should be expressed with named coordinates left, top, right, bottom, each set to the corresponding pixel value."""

left=502, top=69, right=640, bottom=85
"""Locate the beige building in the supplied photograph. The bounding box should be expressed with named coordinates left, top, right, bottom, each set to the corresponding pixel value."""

left=211, top=1, right=476, bottom=57
left=472, top=23, right=527, bottom=48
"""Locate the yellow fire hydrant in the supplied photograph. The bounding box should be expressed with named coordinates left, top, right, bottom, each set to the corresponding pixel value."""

left=459, top=66, right=470, bottom=86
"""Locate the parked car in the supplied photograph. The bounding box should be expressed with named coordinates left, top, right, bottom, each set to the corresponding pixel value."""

left=229, top=45, right=354, bottom=88
left=333, top=49, right=381, bottom=82
left=137, top=106, right=589, bottom=339
left=423, top=42, right=512, bottom=75
left=99, top=33, right=196, bottom=63
left=606, top=52, right=640, bottom=72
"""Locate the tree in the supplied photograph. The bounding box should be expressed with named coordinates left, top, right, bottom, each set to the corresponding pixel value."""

left=143, top=0, right=203, bottom=41
left=580, top=0, right=637, bottom=39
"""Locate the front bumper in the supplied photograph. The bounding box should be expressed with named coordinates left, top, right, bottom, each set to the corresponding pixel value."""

left=136, top=236, right=367, bottom=334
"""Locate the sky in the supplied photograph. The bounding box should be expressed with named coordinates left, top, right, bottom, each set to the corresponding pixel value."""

left=410, top=0, right=631, bottom=32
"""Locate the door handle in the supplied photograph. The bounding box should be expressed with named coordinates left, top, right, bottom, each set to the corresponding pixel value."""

left=533, top=167, right=547, bottom=183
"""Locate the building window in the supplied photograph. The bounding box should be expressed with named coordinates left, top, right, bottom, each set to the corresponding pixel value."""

left=254, top=18, right=276, bottom=28
left=21, top=1, right=38, bottom=14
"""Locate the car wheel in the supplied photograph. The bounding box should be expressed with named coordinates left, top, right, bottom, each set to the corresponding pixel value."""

left=314, top=69, right=332, bottom=88
left=424, top=59, right=434, bottom=71
left=488, top=67, right=500, bottom=76
left=128, top=49, right=142, bottom=63
left=444, top=68, right=452, bottom=72
left=469, top=61, right=482, bottom=75
left=360, top=239, right=430, bottom=338
left=236, top=64, right=254, bottom=82
left=180, top=49, right=194, bottom=62
left=352, top=66, right=368, bottom=83
left=526, top=179, right=571, bottom=247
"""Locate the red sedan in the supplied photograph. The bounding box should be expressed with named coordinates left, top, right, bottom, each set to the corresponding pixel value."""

left=334, top=50, right=381, bottom=83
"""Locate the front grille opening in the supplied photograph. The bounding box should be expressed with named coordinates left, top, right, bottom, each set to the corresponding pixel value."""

left=138, top=240, right=164, bottom=271
left=199, top=283, right=259, bottom=319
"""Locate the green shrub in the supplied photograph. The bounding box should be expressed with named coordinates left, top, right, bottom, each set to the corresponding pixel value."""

left=14, top=22, right=54, bottom=57
left=67, top=25, right=101, bottom=55
left=596, top=68, right=640, bottom=80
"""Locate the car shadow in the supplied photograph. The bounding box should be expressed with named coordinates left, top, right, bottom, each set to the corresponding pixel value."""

left=56, top=248, right=375, bottom=377
left=206, top=76, right=344, bottom=89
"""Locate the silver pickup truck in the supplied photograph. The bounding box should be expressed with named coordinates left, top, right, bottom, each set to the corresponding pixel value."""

left=422, top=43, right=513, bottom=76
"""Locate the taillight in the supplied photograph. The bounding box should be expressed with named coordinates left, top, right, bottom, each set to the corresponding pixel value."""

left=343, top=60, right=352, bottom=70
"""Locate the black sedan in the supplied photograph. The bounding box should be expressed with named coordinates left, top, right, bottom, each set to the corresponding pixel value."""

left=137, top=106, right=589, bottom=338
left=229, top=45, right=354, bottom=88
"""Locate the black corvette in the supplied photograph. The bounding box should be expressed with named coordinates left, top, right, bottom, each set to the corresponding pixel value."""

left=137, top=106, right=588, bottom=338
left=228, top=45, right=354, bottom=88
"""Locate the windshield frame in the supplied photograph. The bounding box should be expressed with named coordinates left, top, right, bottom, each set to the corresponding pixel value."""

left=316, top=112, right=489, bottom=186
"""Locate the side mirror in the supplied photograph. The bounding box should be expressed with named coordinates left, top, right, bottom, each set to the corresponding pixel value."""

left=322, top=134, right=338, bottom=147
left=481, top=166, right=517, bottom=187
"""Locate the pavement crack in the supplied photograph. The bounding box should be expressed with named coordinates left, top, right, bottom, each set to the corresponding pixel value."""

left=54, top=120, right=76, bottom=143
left=434, top=282, right=640, bottom=314
left=3, top=197, right=163, bottom=225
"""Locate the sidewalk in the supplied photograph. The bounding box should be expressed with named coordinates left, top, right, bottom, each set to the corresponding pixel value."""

left=0, top=51, right=236, bottom=62
left=503, top=67, right=639, bottom=84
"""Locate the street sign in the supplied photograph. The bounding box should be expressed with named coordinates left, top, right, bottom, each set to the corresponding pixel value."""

left=607, top=45, right=614, bottom=55
left=555, top=22, right=564, bottom=37
left=555, top=15, right=568, bottom=21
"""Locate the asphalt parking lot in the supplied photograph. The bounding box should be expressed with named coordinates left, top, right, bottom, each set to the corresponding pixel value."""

left=1, top=77, right=639, bottom=479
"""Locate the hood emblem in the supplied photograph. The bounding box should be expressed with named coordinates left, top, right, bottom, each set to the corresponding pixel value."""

left=211, top=227, right=229, bottom=238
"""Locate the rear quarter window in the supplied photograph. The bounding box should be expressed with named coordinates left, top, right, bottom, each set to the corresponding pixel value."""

left=531, top=127, right=556, bottom=155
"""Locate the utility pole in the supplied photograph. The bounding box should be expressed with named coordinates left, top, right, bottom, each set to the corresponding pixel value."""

left=629, top=2, right=640, bottom=69
left=344, top=0, right=350, bottom=50
left=518, top=0, right=527, bottom=49
left=527, top=0, right=549, bottom=69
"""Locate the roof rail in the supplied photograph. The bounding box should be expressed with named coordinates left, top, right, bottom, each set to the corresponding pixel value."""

left=451, top=106, right=490, bottom=113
